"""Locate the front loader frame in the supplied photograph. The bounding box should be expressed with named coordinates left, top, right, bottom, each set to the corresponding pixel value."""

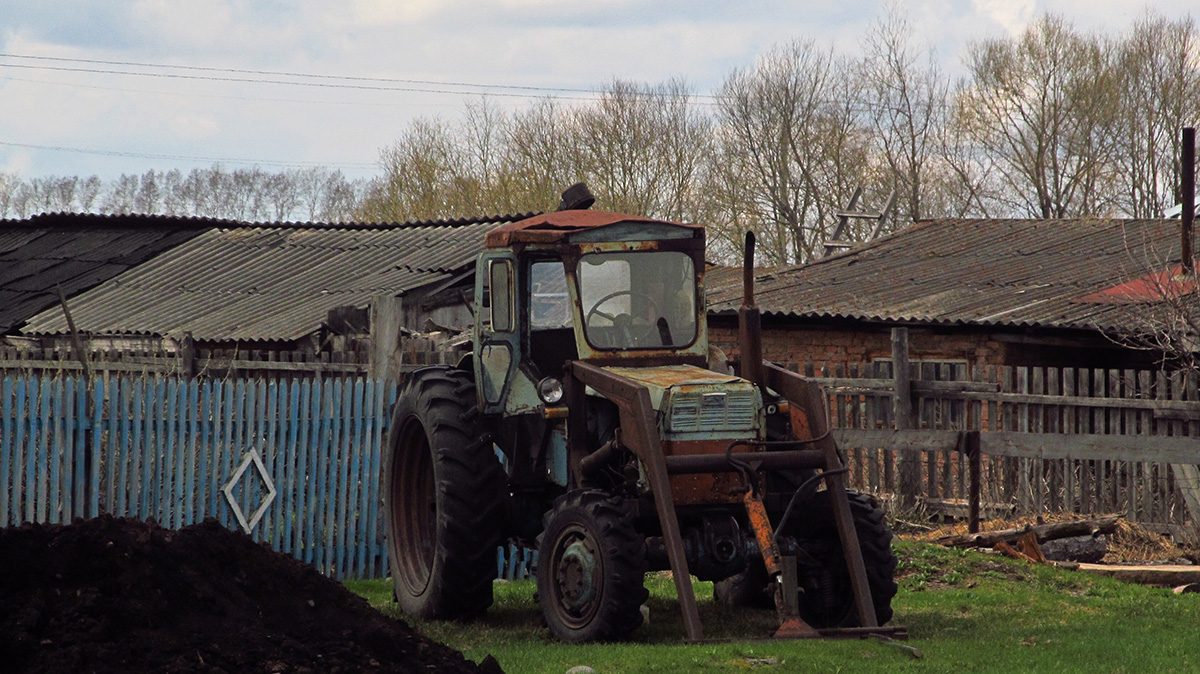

left=567, top=359, right=905, bottom=642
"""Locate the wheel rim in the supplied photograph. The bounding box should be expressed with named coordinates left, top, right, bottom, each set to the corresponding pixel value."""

left=392, top=416, right=436, bottom=596
left=547, top=523, right=603, bottom=630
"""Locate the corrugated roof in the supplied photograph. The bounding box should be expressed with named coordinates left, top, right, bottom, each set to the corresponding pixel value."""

left=705, top=218, right=1189, bottom=333
left=0, top=213, right=212, bottom=333
left=18, top=212, right=532, bottom=341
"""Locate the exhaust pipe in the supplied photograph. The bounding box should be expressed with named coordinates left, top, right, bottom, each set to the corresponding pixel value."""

left=739, top=231, right=765, bottom=385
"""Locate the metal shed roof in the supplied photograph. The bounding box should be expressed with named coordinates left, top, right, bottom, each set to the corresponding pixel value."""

left=0, top=213, right=212, bottom=334
left=705, top=218, right=1190, bottom=333
left=19, top=212, right=530, bottom=341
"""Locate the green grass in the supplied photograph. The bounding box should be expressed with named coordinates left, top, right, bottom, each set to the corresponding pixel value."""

left=345, top=541, right=1200, bottom=673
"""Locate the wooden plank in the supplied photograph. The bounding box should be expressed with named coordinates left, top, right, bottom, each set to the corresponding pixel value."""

left=185, top=381, right=199, bottom=526
left=163, top=379, right=177, bottom=528
left=981, top=432, right=1200, bottom=464
left=299, top=379, right=316, bottom=563
left=348, top=379, right=366, bottom=577
left=52, top=378, right=66, bottom=524
left=1076, top=563, right=1200, bottom=586
left=356, top=380, right=376, bottom=577
left=36, top=377, right=51, bottom=523
left=266, top=380, right=282, bottom=549
left=368, top=381, right=392, bottom=576
left=198, top=381, right=213, bottom=520
left=833, top=429, right=961, bottom=451
left=89, top=378, right=104, bottom=518
left=1017, top=367, right=1030, bottom=512
left=1170, top=370, right=1200, bottom=537
left=335, top=378, right=352, bottom=578
left=1, top=378, right=12, bottom=527
left=284, top=380, right=303, bottom=556
left=218, top=381, right=234, bottom=529
left=70, top=377, right=86, bottom=520
left=13, top=379, right=26, bottom=524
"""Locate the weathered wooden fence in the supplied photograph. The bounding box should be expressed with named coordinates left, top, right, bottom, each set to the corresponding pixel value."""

left=800, top=329, right=1200, bottom=540
left=1, top=374, right=395, bottom=579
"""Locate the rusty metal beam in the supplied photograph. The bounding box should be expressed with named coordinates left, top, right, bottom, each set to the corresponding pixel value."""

left=570, top=360, right=704, bottom=642
left=664, top=449, right=826, bottom=474
left=765, top=363, right=878, bottom=628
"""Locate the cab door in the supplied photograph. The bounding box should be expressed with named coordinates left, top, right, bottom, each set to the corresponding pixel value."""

left=473, top=252, right=520, bottom=414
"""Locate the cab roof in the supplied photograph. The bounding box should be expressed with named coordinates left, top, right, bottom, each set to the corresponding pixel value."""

left=485, top=210, right=703, bottom=247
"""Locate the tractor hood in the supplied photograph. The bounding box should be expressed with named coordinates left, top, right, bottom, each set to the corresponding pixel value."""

left=602, top=364, right=763, bottom=437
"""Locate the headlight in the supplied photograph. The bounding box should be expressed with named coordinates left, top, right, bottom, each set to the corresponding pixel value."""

left=537, top=377, right=564, bottom=404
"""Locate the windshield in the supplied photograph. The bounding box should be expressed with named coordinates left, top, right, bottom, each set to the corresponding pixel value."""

left=578, top=250, right=697, bottom=349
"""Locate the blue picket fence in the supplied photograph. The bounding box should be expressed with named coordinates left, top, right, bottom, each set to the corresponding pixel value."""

left=0, top=373, right=535, bottom=581
left=0, top=374, right=396, bottom=579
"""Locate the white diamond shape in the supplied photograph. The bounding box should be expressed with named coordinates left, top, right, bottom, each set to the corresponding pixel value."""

left=222, top=447, right=277, bottom=534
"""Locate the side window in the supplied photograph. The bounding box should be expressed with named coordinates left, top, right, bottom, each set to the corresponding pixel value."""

left=489, top=260, right=514, bottom=332
left=530, top=260, right=573, bottom=330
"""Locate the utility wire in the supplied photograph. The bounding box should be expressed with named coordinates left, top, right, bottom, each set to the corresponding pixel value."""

left=0, top=52, right=720, bottom=102
left=0, top=140, right=376, bottom=169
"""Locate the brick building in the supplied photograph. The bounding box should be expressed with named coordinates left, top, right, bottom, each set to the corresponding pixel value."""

left=704, top=217, right=1194, bottom=371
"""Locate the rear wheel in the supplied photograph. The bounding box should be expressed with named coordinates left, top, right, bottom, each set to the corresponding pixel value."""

left=383, top=367, right=505, bottom=619
left=791, top=491, right=898, bottom=627
left=713, top=491, right=897, bottom=628
left=536, top=490, right=648, bottom=643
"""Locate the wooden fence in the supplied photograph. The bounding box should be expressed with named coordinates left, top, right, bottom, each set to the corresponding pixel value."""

left=801, top=329, right=1200, bottom=539
left=1, top=374, right=395, bottom=579
left=0, top=346, right=373, bottom=378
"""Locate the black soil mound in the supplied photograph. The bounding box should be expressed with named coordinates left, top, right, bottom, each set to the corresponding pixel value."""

left=0, top=515, right=502, bottom=674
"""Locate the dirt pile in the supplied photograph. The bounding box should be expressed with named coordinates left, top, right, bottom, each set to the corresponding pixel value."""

left=0, top=515, right=502, bottom=674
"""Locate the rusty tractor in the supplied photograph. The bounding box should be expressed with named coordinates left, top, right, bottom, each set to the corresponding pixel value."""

left=382, top=184, right=901, bottom=642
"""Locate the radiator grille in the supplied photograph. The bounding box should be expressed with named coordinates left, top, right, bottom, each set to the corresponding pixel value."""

left=668, top=389, right=757, bottom=432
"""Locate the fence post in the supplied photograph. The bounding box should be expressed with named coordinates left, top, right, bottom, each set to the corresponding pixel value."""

left=892, top=328, right=919, bottom=509
left=965, top=430, right=982, bottom=533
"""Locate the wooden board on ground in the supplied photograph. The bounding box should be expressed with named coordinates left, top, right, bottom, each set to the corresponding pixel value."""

left=1076, top=563, right=1200, bottom=586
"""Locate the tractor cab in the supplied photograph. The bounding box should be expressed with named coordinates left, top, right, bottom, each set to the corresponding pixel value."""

left=472, top=208, right=710, bottom=419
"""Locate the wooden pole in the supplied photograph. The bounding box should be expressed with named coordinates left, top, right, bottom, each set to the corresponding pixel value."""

left=967, top=431, right=982, bottom=534
left=892, top=328, right=918, bottom=509
left=1183, top=127, right=1195, bottom=275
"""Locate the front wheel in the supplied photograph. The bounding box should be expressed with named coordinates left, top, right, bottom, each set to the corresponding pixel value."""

left=383, top=367, right=505, bottom=620
left=536, top=490, right=648, bottom=643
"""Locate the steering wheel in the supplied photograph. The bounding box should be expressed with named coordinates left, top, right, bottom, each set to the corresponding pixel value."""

left=584, top=290, right=659, bottom=347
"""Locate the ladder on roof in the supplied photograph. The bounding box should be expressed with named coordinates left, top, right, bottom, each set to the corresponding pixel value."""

left=822, top=187, right=897, bottom=257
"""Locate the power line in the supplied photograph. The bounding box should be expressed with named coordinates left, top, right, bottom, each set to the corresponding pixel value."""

left=0, top=52, right=603, bottom=95
left=0, top=74, right=464, bottom=108
left=0, top=140, right=376, bottom=170
left=0, top=52, right=720, bottom=102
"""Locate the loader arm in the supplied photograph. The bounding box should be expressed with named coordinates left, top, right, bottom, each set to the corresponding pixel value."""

left=568, top=360, right=704, bottom=641
left=765, top=362, right=878, bottom=628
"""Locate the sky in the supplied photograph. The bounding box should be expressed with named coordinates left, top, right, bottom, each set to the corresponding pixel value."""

left=0, top=0, right=1193, bottom=183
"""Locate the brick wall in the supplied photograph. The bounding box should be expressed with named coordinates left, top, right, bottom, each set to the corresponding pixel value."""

left=709, top=321, right=1006, bottom=370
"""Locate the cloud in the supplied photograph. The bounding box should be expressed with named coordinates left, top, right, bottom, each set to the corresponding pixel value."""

left=971, top=0, right=1037, bottom=36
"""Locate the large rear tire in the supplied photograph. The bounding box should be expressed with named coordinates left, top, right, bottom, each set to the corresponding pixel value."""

left=536, top=490, right=648, bottom=643
left=791, top=491, right=898, bottom=628
left=713, top=491, right=898, bottom=628
left=383, top=367, right=505, bottom=620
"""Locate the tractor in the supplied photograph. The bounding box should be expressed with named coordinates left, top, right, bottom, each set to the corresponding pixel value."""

left=382, top=184, right=900, bottom=642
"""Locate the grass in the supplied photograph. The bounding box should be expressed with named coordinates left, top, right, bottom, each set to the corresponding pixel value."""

left=345, top=540, right=1200, bottom=674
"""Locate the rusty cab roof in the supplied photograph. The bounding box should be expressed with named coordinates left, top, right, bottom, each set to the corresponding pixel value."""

left=485, top=210, right=704, bottom=248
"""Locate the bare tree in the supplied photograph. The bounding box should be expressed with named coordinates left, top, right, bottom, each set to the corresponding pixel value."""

left=102, top=174, right=139, bottom=214
left=0, top=173, right=17, bottom=217
left=860, top=6, right=949, bottom=224
left=1114, top=14, right=1200, bottom=218
left=957, top=15, right=1122, bottom=218
left=505, top=98, right=580, bottom=213
left=716, top=40, right=873, bottom=264
left=1102, top=220, right=1200, bottom=374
